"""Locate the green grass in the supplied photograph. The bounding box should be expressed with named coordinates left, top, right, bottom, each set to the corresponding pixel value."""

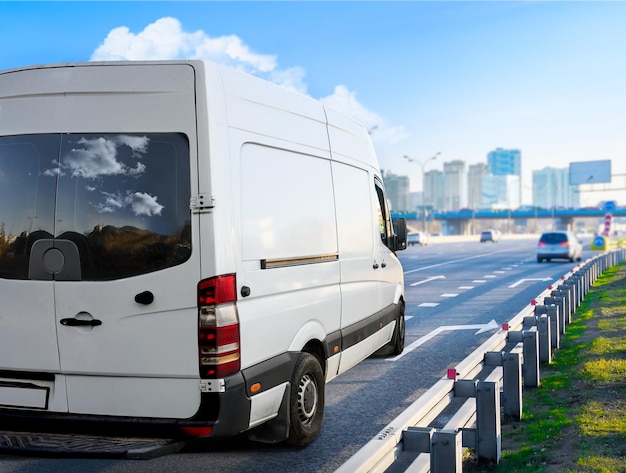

left=464, top=263, right=626, bottom=472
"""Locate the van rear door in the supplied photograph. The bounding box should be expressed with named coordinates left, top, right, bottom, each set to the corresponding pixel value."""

left=0, top=63, right=202, bottom=419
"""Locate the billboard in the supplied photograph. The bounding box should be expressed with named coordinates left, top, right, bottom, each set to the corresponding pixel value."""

left=569, top=160, right=611, bottom=185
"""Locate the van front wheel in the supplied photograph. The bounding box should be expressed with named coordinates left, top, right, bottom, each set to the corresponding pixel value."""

left=286, top=353, right=325, bottom=446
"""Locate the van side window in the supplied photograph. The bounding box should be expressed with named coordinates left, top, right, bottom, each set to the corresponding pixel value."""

left=374, top=179, right=393, bottom=248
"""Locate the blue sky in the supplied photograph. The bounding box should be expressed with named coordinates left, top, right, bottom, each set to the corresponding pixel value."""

left=2, top=1, right=625, bottom=205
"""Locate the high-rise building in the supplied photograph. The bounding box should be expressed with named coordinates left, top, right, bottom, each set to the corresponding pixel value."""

left=468, top=162, right=489, bottom=209
left=482, top=174, right=520, bottom=209
left=487, top=148, right=521, bottom=176
left=382, top=171, right=410, bottom=212
left=424, top=169, right=445, bottom=212
left=487, top=148, right=522, bottom=204
left=533, top=167, right=580, bottom=209
left=443, top=160, right=467, bottom=211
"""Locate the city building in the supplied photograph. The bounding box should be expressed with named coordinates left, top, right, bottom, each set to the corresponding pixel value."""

left=443, top=160, right=467, bottom=211
left=533, top=167, right=580, bottom=209
left=382, top=170, right=410, bottom=212
left=468, top=162, right=489, bottom=209
left=482, top=174, right=520, bottom=209
left=424, top=169, right=445, bottom=212
left=487, top=148, right=521, bottom=176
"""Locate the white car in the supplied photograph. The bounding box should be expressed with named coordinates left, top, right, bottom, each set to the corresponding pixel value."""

left=480, top=229, right=500, bottom=243
left=537, top=231, right=583, bottom=263
left=407, top=231, right=429, bottom=246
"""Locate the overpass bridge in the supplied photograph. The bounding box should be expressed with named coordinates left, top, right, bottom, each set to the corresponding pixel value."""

left=392, top=207, right=626, bottom=235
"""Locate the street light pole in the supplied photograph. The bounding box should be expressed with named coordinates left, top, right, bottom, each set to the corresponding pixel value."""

left=404, top=152, right=441, bottom=233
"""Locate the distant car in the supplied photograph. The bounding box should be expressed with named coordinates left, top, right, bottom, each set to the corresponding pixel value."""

left=537, top=231, right=583, bottom=263
left=480, top=230, right=500, bottom=243
left=407, top=231, right=429, bottom=246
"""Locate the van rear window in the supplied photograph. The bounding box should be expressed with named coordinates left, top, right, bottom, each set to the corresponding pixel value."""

left=0, top=133, right=191, bottom=280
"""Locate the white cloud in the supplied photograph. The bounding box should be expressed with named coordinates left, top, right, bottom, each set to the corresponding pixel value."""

left=90, top=17, right=405, bottom=143
left=319, top=86, right=409, bottom=144
left=91, top=17, right=276, bottom=76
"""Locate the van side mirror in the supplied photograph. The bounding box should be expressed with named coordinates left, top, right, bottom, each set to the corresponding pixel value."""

left=394, top=218, right=407, bottom=251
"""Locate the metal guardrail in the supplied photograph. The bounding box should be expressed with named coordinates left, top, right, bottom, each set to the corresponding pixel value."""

left=336, top=248, right=626, bottom=473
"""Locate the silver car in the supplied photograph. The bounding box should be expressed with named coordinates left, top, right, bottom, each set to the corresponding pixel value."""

left=537, top=231, right=583, bottom=263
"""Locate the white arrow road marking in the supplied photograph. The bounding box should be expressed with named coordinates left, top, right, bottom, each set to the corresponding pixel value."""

left=508, top=277, right=552, bottom=288
left=410, top=275, right=446, bottom=287
left=388, top=320, right=500, bottom=361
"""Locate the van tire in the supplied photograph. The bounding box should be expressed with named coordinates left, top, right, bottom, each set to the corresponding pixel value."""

left=286, top=353, right=325, bottom=446
left=373, top=302, right=405, bottom=357
left=392, top=309, right=405, bottom=356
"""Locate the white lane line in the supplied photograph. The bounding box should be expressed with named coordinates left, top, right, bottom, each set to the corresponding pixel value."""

left=410, top=275, right=446, bottom=287
left=441, top=293, right=458, bottom=298
left=418, top=303, right=439, bottom=307
left=388, top=320, right=500, bottom=361
left=459, top=286, right=474, bottom=290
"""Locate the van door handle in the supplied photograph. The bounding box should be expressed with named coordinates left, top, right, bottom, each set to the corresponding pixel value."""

left=373, top=263, right=379, bottom=269
left=60, top=318, right=103, bottom=327
left=381, top=262, right=387, bottom=268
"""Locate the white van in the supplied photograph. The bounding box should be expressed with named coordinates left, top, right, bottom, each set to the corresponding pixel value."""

left=0, top=60, right=406, bottom=446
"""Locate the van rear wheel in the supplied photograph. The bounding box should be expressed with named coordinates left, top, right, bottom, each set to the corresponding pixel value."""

left=286, top=353, right=325, bottom=446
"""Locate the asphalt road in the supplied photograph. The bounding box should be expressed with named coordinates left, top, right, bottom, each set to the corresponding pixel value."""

left=0, top=236, right=592, bottom=473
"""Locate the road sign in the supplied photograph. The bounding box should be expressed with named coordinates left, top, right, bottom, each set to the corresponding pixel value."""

left=603, top=213, right=612, bottom=236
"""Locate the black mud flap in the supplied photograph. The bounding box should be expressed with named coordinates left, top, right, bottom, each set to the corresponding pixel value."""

left=0, top=430, right=185, bottom=460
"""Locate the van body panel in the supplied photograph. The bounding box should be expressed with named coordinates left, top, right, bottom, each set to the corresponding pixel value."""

left=0, top=280, right=60, bottom=372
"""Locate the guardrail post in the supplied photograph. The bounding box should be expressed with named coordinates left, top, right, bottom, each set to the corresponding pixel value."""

left=556, top=285, right=573, bottom=324
left=522, top=327, right=540, bottom=387
left=538, top=314, right=551, bottom=363
left=403, top=426, right=433, bottom=453
left=502, top=344, right=523, bottom=421
left=562, top=280, right=578, bottom=313
left=476, top=380, right=501, bottom=463
left=431, top=430, right=463, bottom=473
left=548, top=293, right=566, bottom=333
left=535, top=304, right=559, bottom=350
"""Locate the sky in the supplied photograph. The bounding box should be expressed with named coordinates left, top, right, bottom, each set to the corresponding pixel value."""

left=1, top=1, right=625, bottom=206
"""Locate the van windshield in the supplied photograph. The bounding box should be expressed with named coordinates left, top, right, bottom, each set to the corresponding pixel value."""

left=0, top=133, right=191, bottom=281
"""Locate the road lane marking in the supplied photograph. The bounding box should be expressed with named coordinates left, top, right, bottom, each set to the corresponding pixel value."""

left=388, top=320, right=500, bottom=361
left=410, top=275, right=446, bottom=287
left=508, top=277, right=553, bottom=288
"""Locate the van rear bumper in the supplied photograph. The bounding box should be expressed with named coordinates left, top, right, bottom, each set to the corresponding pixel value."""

left=0, top=371, right=252, bottom=440
left=0, top=353, right=299, bottom=440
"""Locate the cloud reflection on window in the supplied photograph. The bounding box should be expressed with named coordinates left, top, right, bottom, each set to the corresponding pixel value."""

left=45, top=134, right=165, bottom=218
left=97, top=191, right=164, bottom=217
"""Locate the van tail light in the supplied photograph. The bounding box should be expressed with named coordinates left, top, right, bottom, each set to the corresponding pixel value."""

left=538, top=242, right=546, bottom=247
left=561, top=242, right=569, bottom=247
left=197, top=275, right=240, bottom=378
